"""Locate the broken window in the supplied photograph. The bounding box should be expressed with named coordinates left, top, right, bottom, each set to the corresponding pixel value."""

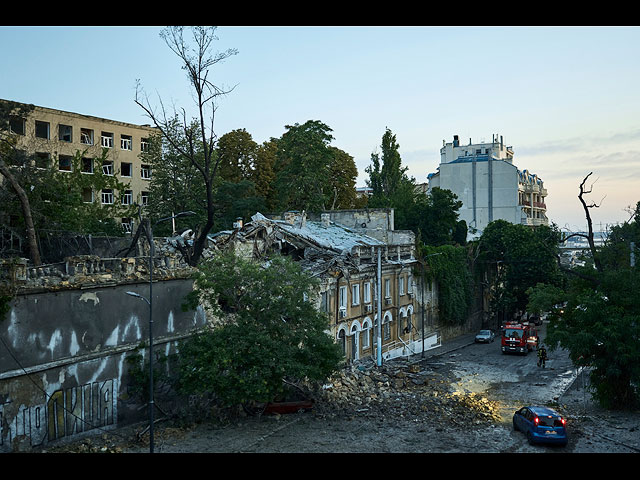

left=81, top=128, right=94, bottom=145
left=59, top=124, right=72, bottom=142
left=9, top=116, right=25, bottom=135
left=58, top=155, right=72, bottom=172
left=101, top=189, right=114, bottom=204
left=320, top=291, right=328, bottom=313
left=121, top=190, right=133, bottom=205
left=122, top=218, right=133, bottom=233
left=102, top=161, right=113, bottom=175
left=7, top=149, right=26, bottom=166
left=141, top=138, right=149, bottom=152
left=35, top=120, right=50, bottom=139
left=81, top=187, right=93, bottom=203
left=141, top=191, right=149, bottom=206
left=120, top=134, right=132, bottom=150
left=383, top=317, right=391, bottom=340
left=141, top=164, right=151, bottom=179
left=121, top=162, right=132, bottom=177
left=339, top=286, right=347, bottom=309
left=81, top=157, right=93, bottom=174
left=101, top=132, right=113, bottom=148
left=35, top=152, right=50, bottom=169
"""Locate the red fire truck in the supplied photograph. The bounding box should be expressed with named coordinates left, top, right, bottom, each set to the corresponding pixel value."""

left=501, top=321, right=538, bottom=354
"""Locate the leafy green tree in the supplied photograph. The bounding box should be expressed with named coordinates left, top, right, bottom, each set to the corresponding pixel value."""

left=178, top=252, right=343, bottom=406
left=366, top=127, right=412, bottom=208
left=419, top=243, right=473, bottom=325
left=2, top=100, right=135, bottom=263
left=364, top=128, right=465, bottom=245
left=142, top=121, right=208, bottom=237
left=274, top=120, right=335, bottom=213
left=531, top=199, right=640, bottom=409
left=328, top=146, right=358, bottom=210
left=478, top=220, right=563, bottom=320
left=217, top=128, right=257, bottom=183
left=252, top=139, right=278, bottom=212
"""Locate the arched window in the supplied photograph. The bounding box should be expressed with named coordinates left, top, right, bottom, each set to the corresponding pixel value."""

left=361, top=318, right=372, bottom=349
left=338, top=329, right=346, bottom=355
left=350, top=322, right=360, bottom=361
left=383, top=311, right=392, bottom=341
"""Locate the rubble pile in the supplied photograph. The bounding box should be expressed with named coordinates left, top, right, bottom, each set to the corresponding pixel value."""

left=313, top=359, right=502, bottom=427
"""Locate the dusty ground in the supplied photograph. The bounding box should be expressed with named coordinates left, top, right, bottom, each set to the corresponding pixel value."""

left=42, top=350, right=640, bottom=454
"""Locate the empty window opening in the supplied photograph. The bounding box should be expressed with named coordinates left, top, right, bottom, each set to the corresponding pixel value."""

left=81, top=128, right=94, bottom=145
left=59, top=124, right=72, bottom=142
left=58, top=155, right=72, bottom=172
left=141, top=164, right=151, bottom=179
left=121, top=162, right=132, bottom=177
left=141, top=138, right=149, bottom=152
left=9, top=117, right=25, bottom=135
left=81, top=157, right=93, bottom=174
left=81, top=188, right=93, bottom=203
left=35, top=152, right=50, bottom=169
left=141, top=191, right=149, bottom=205
left=35, top=121, right=50, bottom=139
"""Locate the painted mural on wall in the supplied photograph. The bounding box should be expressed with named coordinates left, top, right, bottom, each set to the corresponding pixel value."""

left=0, top=277, right=207, bottom=451
left=1, top=378, right=116, bottom=450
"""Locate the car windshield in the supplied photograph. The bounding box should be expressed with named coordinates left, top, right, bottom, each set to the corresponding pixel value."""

left=505, top=328, right=523, bottom=338
left=479, top=330, right=491, bottom=335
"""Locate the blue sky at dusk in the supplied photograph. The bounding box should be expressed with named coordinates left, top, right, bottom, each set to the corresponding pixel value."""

left=2, top=25, right=639, bottom=231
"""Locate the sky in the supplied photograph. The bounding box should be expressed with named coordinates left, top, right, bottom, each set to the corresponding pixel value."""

left=2, top=25, right=639, bottom=232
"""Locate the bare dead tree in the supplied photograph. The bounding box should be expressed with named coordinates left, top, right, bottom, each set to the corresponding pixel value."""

left=134, top=26, right=238, bottom=266
left=562, top=172, right=604, bottom=273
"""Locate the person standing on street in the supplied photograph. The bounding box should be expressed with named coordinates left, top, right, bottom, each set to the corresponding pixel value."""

left=537, top=345, right=547, bottom=368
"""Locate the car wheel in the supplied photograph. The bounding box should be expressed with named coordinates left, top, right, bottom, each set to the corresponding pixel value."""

left=527, top=431, right=535, bottom=445
left=512, top=419, right=518, bottom=431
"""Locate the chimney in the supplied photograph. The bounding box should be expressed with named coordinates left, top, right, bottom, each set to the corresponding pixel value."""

left=453, top=135, right=459, bottom=147
left=321, top=213, right=330, bottom=227
left=233, top=217, right=243, bottom=230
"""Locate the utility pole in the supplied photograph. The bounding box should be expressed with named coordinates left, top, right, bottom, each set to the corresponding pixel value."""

left=376, top=246, right=383, bottom=367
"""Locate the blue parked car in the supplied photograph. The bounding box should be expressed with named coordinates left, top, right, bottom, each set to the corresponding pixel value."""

left=513, top=406, right=568, bottom=446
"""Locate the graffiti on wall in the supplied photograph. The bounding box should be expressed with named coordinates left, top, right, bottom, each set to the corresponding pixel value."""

left=1, top=378, right=116, bottom=450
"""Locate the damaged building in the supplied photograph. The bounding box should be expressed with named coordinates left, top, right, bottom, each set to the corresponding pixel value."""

left=210, top=209, right=440, bottom=363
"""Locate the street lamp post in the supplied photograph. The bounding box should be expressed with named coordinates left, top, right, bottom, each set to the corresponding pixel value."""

left=126, top=210, right=195, bottom=453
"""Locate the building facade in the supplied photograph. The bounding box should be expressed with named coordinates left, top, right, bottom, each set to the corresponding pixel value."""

left=427, top=134, right=548, bottom=238
left=213, top=209, right=440, bottom=363
left=3, top=100, right=157, bottom=232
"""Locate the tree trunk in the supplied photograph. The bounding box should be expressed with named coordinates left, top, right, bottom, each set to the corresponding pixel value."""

left=0, top=161, right=42, bottom=266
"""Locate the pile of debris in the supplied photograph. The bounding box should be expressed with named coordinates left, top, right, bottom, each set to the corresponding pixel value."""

left=313, top=359, right=502, bottom=427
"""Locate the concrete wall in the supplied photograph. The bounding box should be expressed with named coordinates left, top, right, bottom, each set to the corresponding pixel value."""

left=433, top=159, right=523, bottom=233
left=0, top=278, right=206, bottom=452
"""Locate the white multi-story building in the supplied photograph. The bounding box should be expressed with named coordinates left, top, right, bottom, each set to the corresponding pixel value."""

left=427, top=134, right=548, bottom=238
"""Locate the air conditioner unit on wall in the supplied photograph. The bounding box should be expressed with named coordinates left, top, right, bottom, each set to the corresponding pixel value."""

left=385, top=297, right=392, bottom=305
left=365, top=304, right=372, bottom=313
left=339, top=309, right=347, bottom=318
